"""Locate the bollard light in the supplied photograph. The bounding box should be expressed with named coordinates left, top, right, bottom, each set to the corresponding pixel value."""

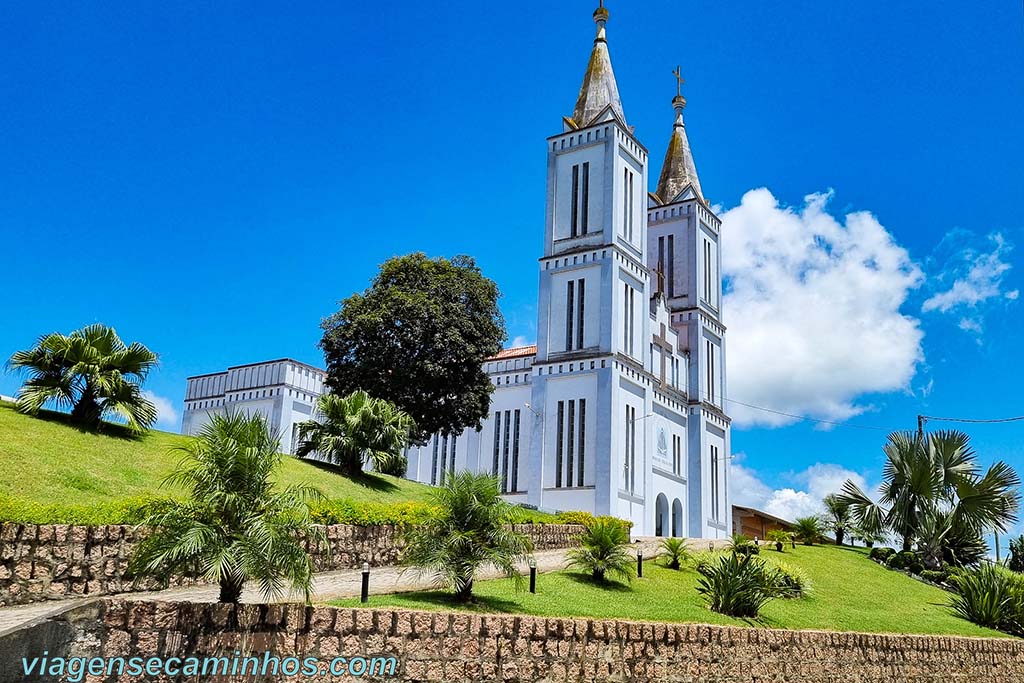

left=529, top=558, right=537, bottom=594
left=637, top=550, right=643, bottom=578
left=361, top=562, right=370, bottom=603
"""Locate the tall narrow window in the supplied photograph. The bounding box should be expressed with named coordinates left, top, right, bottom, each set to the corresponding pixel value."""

left=555, top=401, right=565, bottom=488
left=566, top=400, right=576, bottom=486
left=622, top=169, right=630, bottom=240
left=581, top=162, right=590, bottom=235
left=492, top=412, right=501, bottom=476
left=623, top=284, right=629, bottom=352
left=710, top=445, right=720, bottom=521
left=565, top=280, right=575, bottom=351
left=623, top=405, right=630, bottom=490
left=623, top=168, right=628, bottom=238
left=622, top=284, right=636, bottom=356
left=511, top=409, right=521, bottom=491
left=673, top=435, right=681, bottom=475
left=577, top=399, right=586, bottom=486
left=440, top=435, right=449, bottom=484
left=501, top=410, right=511, bottom=493
left=576, top=278, right=585, bottom=349
left=626, top=406, right=636, bottom=493
left=431, top=436, right=439, bottom=485
left=570, top=164, right=580, bottom=238
left=657, top=236, right=665, bottom=294
left=667, top=234, right=675, bottom=298
left=449, top=435, right=457, bottom=477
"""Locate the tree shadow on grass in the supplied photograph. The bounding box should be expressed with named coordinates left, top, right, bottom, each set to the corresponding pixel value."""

left=563, top=571, right=634, bottom=592
left=291, top=458, right=402, bottom=494
left=14, top=405, right=145, bottom=442
left=383, top=590, right=524, bottom=614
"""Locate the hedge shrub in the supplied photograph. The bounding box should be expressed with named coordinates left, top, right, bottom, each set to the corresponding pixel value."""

left=555, top=510, right=632, bottom=534
left=885, top=550, right=920, bottom=571
left=869, top=546, right=896, bottom=563
left=0, top=495, right=166, bottom=525
left=920, top=569, right=949, bottom=585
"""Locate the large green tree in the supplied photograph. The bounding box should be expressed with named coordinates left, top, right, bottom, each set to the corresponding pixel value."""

left=7, top=323, right=159, bottom=433
left=320, top=253, right=505, bottom=443
left=131, top=412, right=325, bottom=603
left=295, top=390, right=415, bottom=477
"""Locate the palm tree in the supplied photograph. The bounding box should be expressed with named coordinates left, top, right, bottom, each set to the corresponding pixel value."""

left=838, top=430, right=1020, bottom=555
left=822, top=494, right=852, bottom=546
left=402, top=471, right=532, bottom=602
left=566, top=518, right=635, bottom=584
left=130, top=412, right=325, bottom=603
left=658, top=537, right=691, bottom=570
left=7, top=324, right=159, bottom=432
left=295, top=390, right=415, bottom=476
left=793, top=516, right=824, bottom=545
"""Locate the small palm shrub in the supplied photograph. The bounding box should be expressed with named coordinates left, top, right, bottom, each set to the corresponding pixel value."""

left=696, top=552, right=791, bottom=617
left=402, top=472, right=533, bottom=602
left=763, top=558, right=811, bottom=597
left=658, top=537, right=691, bottom=570
left=794, top=516, right=824, bottom=545
left=567, top=517, right=635, bottom=584
left=130, top=412, right=325, bottom=603
left=766, top=529, right=790, bottom=552
left=949, top=564, right=1024, bottom=635
left=728, top=533, right=759, bottom=555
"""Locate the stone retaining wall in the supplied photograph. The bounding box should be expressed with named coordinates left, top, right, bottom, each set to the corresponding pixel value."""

left=0, top=523, right=582, bottom=607
left=6, top=598, right=1022, bottom=682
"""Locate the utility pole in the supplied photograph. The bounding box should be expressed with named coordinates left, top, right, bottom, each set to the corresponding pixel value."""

left=917, top=414, right=926, bottom=441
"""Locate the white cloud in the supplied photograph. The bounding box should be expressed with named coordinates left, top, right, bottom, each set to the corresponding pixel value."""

left=510, top=335, right=533, bottom=348
left=143, top=391, right=179, bottom=429
left=733, top=461, right=870, bottom=523
left=721, top=189, right=925, bottom=428
left=922, top=232, right=1016, bottom=315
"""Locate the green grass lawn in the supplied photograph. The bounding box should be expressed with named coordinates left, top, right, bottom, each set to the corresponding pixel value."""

left=331, top=544, right=1006, bottom=638
left=0, top=400, right=435, bottom=520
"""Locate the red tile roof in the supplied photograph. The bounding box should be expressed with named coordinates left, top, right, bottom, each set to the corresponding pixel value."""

left=487, top=345, right=538, bottom=361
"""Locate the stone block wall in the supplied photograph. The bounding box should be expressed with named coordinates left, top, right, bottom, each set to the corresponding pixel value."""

left=13, top=598, right=1024, bottom=682
left=0, top=523, right=582, bottom=607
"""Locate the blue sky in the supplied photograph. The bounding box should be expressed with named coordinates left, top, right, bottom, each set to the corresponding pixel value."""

left=1, top=1, right=1022, bottom=524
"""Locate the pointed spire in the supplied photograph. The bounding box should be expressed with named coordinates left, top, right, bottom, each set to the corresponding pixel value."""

left=655, top=67, right=703, bottom=204
left=570, top=1, right=626, bottom=128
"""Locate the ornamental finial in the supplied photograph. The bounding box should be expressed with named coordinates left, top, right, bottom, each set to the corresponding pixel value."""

left=594, top=0, right=609, bottom=28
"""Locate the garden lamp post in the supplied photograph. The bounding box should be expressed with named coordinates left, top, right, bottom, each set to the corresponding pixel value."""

left=529, top=558, right=537, bottom=593
left=361, top=562, right=370, bottom=603
left=637, top=550, right=643, bottom=578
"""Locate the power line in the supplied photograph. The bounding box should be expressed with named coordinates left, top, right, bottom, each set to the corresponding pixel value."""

left=704, top=393, right=896, bottom=432
left=920, top=414, right=1024, bottom=425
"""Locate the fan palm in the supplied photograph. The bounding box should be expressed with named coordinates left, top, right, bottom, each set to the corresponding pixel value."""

left=130, top=412, right=325, bottom=603
left=658, top=537, right=691, bottom=570
left=295, top=390, right=415, bottom=476
left=401, top=471, right=532, bottom=602
left=7, top=324, right=159, bottom=432
left=822, top=494, right=852, bottom=546
left=838, top=430, right=1020, bottom=554
left=793, top=516, right=824, bottom=545
left=566, top=517, right=635, bottom=584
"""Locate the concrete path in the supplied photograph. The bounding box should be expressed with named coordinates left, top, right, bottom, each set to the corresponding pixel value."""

left=0, top=539, right=668, bottom=633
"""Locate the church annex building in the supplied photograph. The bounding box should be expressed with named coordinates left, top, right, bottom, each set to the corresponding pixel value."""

left=182, top=4, right=732, bottom=539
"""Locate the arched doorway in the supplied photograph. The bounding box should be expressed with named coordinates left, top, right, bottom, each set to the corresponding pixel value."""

left=655, top=493, right=669, bottom=537
left=672, top=498, right=684, bottom=537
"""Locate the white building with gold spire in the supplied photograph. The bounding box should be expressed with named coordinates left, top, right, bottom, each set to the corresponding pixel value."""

left=404, top=3, right=731, bottom=538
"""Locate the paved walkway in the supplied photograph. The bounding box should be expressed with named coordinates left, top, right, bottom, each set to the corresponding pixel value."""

left=0, top=540, right=667, bottom=634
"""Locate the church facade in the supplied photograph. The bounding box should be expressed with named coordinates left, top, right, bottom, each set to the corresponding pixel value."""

left=406, top=4, right=731, bottom=538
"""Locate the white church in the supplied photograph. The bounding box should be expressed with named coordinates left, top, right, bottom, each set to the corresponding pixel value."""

left=182, top=3, right=731, bottom=539
left=405, top=4, right=731, bottom=538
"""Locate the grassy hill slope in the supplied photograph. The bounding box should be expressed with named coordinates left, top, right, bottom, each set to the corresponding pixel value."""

left=0, top=401, right=435, bottom=522
left=334, top=544, right=1005, bottom=638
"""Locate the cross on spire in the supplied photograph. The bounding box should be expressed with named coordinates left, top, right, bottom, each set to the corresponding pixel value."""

left=672, top=66, right=685, bottom=97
